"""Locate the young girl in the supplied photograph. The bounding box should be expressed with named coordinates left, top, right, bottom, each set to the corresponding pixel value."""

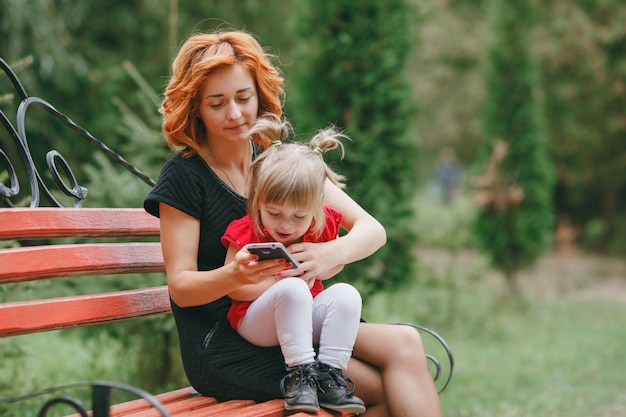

left=221, top=117, right=366, bottom=414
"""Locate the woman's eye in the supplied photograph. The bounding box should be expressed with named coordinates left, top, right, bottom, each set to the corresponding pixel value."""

left=237, top=96, right=251, bottom=103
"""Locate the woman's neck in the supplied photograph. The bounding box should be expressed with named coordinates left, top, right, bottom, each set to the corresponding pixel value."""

left=198, top=141, right=252, bottom=196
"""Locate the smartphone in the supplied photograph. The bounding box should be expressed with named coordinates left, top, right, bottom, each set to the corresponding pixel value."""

left=244, top=242, right=299, bottom=269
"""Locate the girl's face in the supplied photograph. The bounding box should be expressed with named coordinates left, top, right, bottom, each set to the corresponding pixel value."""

left=199, top=64, right=259, bottom=144
left=259, top=202, right=314, bottom=246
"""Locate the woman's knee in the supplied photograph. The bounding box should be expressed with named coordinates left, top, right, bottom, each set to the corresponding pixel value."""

left=388, top=324, right=427, bottom=362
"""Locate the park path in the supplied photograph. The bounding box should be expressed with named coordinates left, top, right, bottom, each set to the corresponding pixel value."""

left=416, top=245, right=626, bottom=303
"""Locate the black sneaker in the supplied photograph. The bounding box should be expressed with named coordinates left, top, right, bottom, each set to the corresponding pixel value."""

left=280, top=362, right=320, bottom=413
left=316, top=362, right=366, bottom=414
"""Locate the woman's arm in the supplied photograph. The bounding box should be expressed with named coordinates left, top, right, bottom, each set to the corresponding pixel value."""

left=159, top=203, right=288, bottom=307
left=281, top=180, right=386, bottom=281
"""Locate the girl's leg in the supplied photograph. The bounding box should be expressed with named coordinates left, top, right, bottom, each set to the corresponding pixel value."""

left=312, top=283, right=362, bottom=369
left=237, top=278, right=319, bottom=412
left=237, top=277, right=316, bottom=367
left=312, top=283, right=366, bottom=414
left=347, top=322, right=443, bottom=417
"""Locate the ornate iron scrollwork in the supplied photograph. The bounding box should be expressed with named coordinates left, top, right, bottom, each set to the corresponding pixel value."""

left=0, top=57, right=155, bottom=208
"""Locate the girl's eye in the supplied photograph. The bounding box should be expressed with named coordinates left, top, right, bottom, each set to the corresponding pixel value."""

left=294, top=214, right=307, bottom=219
left=237, top=96, right=251, bottom=103
left=210, top=102, right=223, bottom=109
left=268, top=212, right=280, bottom=217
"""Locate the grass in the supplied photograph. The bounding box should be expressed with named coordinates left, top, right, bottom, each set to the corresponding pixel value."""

left=363, top=257, right=626, bottom=417
left=0, top=329, right=143, bottom=417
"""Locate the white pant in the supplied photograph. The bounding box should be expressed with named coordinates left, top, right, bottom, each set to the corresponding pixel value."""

left=236, top=277, right=362, bottom=370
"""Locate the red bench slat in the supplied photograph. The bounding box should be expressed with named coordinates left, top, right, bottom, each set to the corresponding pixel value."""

left=0, top=208, right=160, bottom=239
left=0, top=286, right=171, bottom=337
left=0, top=242, right=164, bottom=284
left=116, top=395, right=219, bottom=417
left=63, top=387, right=208, bottom=417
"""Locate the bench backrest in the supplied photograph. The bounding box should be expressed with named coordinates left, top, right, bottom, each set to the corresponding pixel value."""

left=0, top=207, right=169, bottom=337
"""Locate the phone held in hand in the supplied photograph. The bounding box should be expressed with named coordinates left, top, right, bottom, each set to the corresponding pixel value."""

left=244, top=242, right=299, bottom=269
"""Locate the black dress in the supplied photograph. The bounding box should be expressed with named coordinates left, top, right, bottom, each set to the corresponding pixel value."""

left=144, top=153, right=285, bottom=401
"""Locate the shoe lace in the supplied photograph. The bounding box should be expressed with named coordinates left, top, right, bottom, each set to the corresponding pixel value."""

left=317, top=365, right=356, bottom=395
left=280, top=362, right=319, bottom=398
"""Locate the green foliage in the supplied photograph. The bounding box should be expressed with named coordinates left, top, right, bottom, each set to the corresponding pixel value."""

left=536, top=2, right=626, bottom=253
left=0, top=0, right=296, bottom=199
left=291, top=0, right=419, bottom=295
left=473, top=0, right=555, bottom=291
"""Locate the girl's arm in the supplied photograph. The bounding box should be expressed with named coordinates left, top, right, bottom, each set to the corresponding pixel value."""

left=159, top=203, right=288, bottom=307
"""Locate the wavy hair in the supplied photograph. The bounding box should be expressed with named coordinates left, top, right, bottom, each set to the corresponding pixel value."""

left=161, top=30, right=284, bottom=156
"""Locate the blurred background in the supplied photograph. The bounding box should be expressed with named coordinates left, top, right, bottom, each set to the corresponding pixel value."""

left=1, top=1, right=624, bottom=416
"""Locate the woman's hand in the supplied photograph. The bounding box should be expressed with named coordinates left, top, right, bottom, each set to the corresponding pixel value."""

left=231, top=247, right=290, bottom=285
left=226, top=245, right=293, bottom=301
left=277, top=241, right=344, bottom=281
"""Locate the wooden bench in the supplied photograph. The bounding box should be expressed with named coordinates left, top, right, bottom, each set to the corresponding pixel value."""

left=0, top=207, right=351, bottom=417
left=0, top=57, right=453, bottom=416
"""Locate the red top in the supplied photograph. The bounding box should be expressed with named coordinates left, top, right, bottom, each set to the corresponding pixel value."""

left=221, top=205, right=344, bottom=330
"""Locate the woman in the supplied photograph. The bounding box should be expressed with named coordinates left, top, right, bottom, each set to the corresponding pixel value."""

left=144, top=29, right=443, bottom=417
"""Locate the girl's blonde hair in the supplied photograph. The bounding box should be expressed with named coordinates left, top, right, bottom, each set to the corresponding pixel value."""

left=162, top=30, right=284, bottom=156
left=246, top=116, right=348, bottom=239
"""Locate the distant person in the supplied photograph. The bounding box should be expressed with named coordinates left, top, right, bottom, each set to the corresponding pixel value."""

left=221, top=117, right=365, bottom=414
left=436, top=147, right=460, bottom=205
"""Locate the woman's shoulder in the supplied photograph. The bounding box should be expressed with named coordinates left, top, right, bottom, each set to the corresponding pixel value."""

left=144, top=154, right=216, bottom=218
left=161, top=153, right=207, bottom=176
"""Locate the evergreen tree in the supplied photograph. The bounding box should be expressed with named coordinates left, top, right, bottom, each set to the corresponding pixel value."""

left=473, top=0, right=555, bottom=294
left=537, top=2, right=626, bottom=254
left=290, top=0, right=418, bottom=295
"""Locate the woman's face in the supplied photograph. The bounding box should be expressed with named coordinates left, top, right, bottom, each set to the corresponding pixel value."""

left=199, top=64, right=259, bottom=145
left=259, top=202, right=314, bottom=246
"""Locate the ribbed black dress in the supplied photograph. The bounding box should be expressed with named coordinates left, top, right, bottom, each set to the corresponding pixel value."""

left=144, top=152, right=285, bottom=401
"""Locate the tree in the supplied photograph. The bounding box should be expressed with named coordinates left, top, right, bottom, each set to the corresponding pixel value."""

left=290, top=0, right=419, bottom=295
left=537, top=2, right=626, bottom=254
left=473, top=0, right=555, bottom=294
